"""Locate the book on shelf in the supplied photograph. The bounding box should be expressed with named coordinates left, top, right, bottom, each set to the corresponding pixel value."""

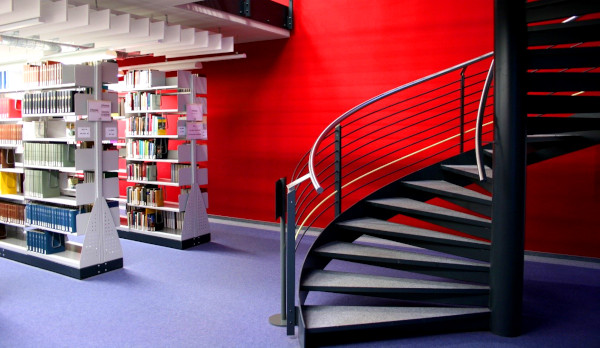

left=124, top=69, right=166, bottom=89
left=0, top=148, right=15, bottom=168
left=126, top=138, right=168, bottom=159
left=0, top=202, right=25, bottom=226
left=0, top=172, right=18, bottom=195
left=25, top=203, right=78, bottom=233
left=126, top=162, right=157, bottom=181
left=127, top=114, right=167, bottom=136
left=127, top=207, right=165, bottom=232
left=0, top=98, right=22, bottom=119
left=26, top=229, right=65, bottom=254
left=22, top=90, right=82, bottom=115
left=24, top=169, right=60, bottom=198
left=125, top=91, right=162, bottom=112
left=0, top=123, right=22, bottom=145
left=23, top=143, right=76, bottom=167
left=126, top=185, right=164, bottom=207
left=23, top=62, right=63, bottom=88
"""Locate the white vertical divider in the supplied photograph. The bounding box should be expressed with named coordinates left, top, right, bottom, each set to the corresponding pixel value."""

left=182, top=73, right=210, bottom=240
left=80, top=62, right=123, bottom=268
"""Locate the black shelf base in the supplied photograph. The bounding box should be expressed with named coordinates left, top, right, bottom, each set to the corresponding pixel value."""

left=0, top=248, right=123, bottom=279
left=117, top=229, right=211, bottom=250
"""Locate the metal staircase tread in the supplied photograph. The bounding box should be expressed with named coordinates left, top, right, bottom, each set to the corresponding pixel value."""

left=527, top=133, right=580, bottom=143
left=302, top=270, right=489, bottom=293
left=315, top=241, right=489, bottom=270
left=402, top=180, right=492, bottom=205
left=442, top=164, right=493, bottom=181
left=337, top=218, right=490, bottom=248
left=367, top=197, right=491, bottom=227
left=303, top=305, right=490, bottom=331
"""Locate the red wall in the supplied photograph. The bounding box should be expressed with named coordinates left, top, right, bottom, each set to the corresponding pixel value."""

left=199, top=0, right=599, bottom=258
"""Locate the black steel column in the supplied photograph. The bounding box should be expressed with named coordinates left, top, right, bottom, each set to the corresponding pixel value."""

left=491, top=0, right=527, bottom=337
left=334, top=125, right=342, bottom=217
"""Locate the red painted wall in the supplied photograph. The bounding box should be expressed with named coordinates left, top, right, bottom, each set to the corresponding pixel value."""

left=197, top=0, right=598, bottom=258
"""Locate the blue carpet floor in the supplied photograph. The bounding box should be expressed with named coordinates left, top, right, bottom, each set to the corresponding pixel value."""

left=0, top=219, right=599, bottom=347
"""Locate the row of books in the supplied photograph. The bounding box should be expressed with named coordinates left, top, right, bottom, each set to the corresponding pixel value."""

left=126, top=163, right=157, bottom=181
left=23, top=62, right=64, bottom=88
left=126, top=185, right=165, bottom=207
left=23, top=169, right=60, bottom=198
left=0, top=124, right=22, bottom=145
left=171, top=163, right=191, bottom=183
left=127, top=114, right=167, bottom=136
left=125, top=139, right=169, bottom=160
left=22, top=90, right=81, bottom=115
left=124, top=91, right=162, bottom=112
left=0, top=70, right=23, bottom=90
left=26, top=203, right=79, bottom=233
left=164, top=211, right=185, bottom=230
left=0, top=202, right=25, bottom=226
left=83, top=171, right=118, bottom=183
left=123, top=70, right=166, bottom=89
left=0, top=98, right=21, bottom=119
left=26, top=230, right=65, bottom=255
left=23, top=143, right=75, bottom=167
left=127, top=208, right=164, bottom=232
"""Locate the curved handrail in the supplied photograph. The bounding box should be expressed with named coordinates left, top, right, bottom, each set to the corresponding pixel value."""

left=298, top=51, right=494, bottom=193
left=475, top=59, right=495, bottom=181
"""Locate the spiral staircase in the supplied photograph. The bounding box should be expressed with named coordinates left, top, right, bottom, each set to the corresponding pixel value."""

left=277, top=1, right=600, bottom=347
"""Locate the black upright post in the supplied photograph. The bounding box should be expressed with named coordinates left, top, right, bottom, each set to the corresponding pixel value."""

left=491, top=0, right=527, bottom=337
left=334, top=125, right=342, bottom=217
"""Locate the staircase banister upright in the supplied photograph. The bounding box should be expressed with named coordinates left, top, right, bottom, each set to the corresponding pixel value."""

left=305, top=51, right=494, bottom=193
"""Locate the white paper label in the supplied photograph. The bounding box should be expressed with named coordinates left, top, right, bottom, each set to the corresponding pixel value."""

left=177, top=126, right=186, bottom=137
left=77, top=126, right=91, bottom=139
left=105, top=126, right=118, bottom=139
left=186, top=122, right=204, bottom=140
left=88, top=100, right=112, bottom=121
left=186, top=103, right=203, bottom=122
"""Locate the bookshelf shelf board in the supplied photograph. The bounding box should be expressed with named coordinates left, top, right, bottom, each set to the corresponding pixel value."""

left=0, top=118, right=22, bottom=123
left=22, top=112, right=78, bottom=118
left=26, top=224, right=84, bottom=236
left=0, top=221, right=25, bottom=229
left=127, top=178, right=181, bottom=187
left=123, top=226, right=183, bottom=240
left=0, top=143, right=23, bottom=149
left=0, top=193, right=25, bottom=202
left=125, top=109, right=182, bottom=114
left=107, top=196, right=127, bottom=203
left=126, top=134, right=181, bottom=139
left=0, top=167, right=24, bottom=174
left=126, top=201, right=183, bottom=212
left=0, top=83, right=90, bottom=94
left=25, top=195, right=78, bottom=207
left=0, top=237, right=80, bottom=268
left=119, top=85, right=179, bottom=92
left=125, top=157, right=181, bottom=163
left=22, top=137, right=76, bottom=143
left=23, top=165, right=81, bottom=173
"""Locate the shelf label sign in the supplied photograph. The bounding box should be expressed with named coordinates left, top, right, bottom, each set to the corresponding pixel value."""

left=187, top=103, right=203, bottom=121
left=77, top=126, right=91, bottom=139
left=186, top=122, right=207, bottom=140
left=105, top=126, right=118, bottom=139
left=88, top=100, right=112, bottom=121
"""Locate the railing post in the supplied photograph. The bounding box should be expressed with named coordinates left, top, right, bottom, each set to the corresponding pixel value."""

left=269, top=178, right=287, bottom=327
left=334, top=125, right=342, bottom=217
left=460, top=67, right=467, bottom=153
left=492, top=0, right=527, bottom=337
left=285, top=186, right=297, bottom=335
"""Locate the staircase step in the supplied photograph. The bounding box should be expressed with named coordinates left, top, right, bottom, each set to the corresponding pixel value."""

left=367, top=198, right=491, bottom=227
left=526, top=73, right=600, bottom=92
left=526, top=0, right=600, bottom=23
left=314, top=242, right=489, bottom=284
left=528, top=18, right=600, bottom=46
left=302, top=305, right=490, bottom=332
left=442, top=164, right=493, bottom=182
left=302, top=270, right=489, bottom=306
left=527, top=47, right=600, bottom=69
left=338, top=218, right=490, bottom=261
left=526, top=133, right=581, bottom=143
left=526, top=95, right=600, bottom=114
left=402, top=180, right=491, bottom=206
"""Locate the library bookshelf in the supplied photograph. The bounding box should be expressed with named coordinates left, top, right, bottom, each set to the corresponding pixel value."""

left=113, top=69, right=210, bottom=249
left=0, top=61, right=124, bottom=279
